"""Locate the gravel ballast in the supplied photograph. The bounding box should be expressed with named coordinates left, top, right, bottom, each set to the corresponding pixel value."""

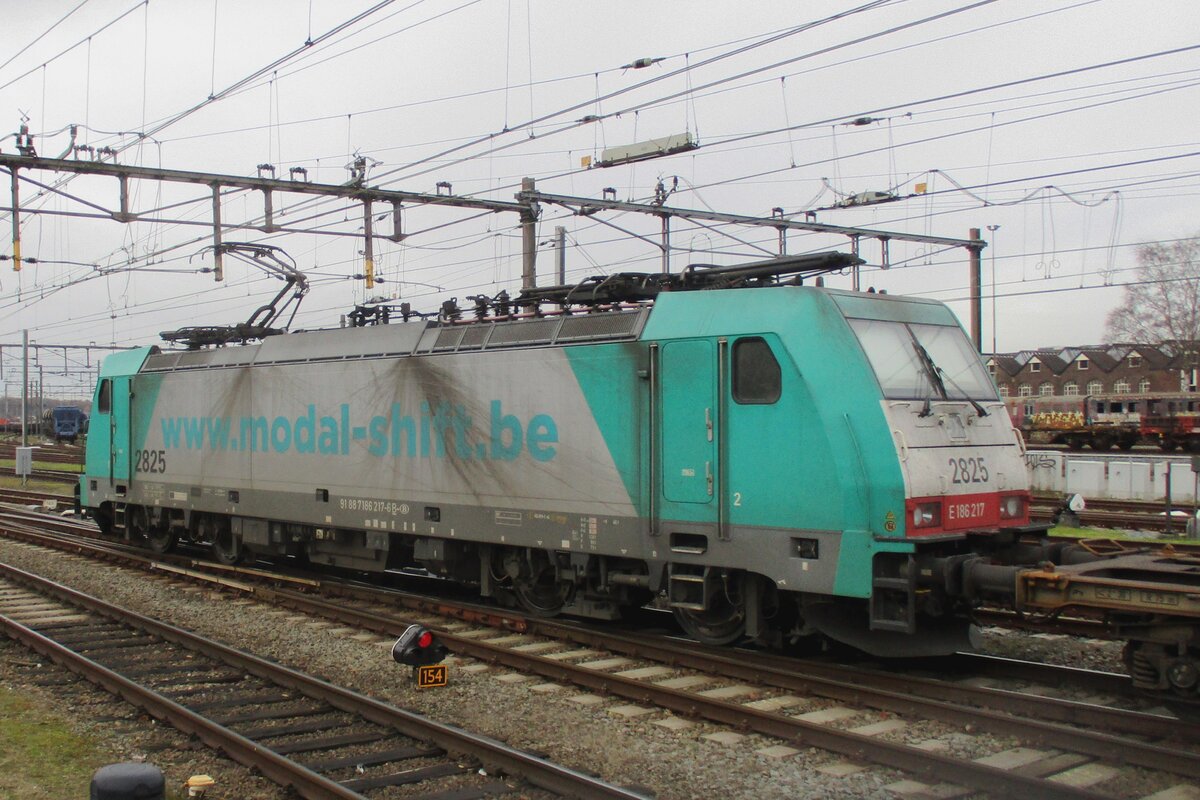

left=0, top=537, right=1174, bottom=799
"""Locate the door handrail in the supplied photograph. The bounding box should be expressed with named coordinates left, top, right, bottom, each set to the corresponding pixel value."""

left=648, top=342, right=660, bottom=536
left=717, top=337, right=729, bottom=541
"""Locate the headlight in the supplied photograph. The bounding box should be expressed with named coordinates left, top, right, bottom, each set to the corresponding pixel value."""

left=999, top=494, right=1025, bottom=519
left=911, top=502, right=942, bottom=528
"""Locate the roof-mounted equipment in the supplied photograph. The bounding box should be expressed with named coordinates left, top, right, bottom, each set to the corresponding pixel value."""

left=159, top=243, right=309, bottom=349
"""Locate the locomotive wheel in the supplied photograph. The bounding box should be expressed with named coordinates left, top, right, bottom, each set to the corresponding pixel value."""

left=210, top=517, right=243, bottom=565
left=126, top=504, right=150, bottom=542
left=93, top=505, right=114, bottom=536
left=130, top=505, right=176, bottom=554
left=512, top=562, right=572, bottom=616
left=513, top=576, right=572, bottom=616
left=146, top=527, right=177, bottom=555
left=672, top=597, right=747, bottom=646
left=501, top=549, right=571, bottom=616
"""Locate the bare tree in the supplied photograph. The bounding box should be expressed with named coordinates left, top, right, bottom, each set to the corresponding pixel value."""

left=1105, top=235, right=1200, bottom=345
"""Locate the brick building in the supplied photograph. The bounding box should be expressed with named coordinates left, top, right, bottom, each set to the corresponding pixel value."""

left=987, top=342, right=1199, bottom=398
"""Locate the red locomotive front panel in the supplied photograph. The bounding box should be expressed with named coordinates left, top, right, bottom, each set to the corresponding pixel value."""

left=905, top=490, right=1030, bottom=536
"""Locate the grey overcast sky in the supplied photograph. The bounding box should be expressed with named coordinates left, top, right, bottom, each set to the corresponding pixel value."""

left=2, top=0, right=1199, bottom=392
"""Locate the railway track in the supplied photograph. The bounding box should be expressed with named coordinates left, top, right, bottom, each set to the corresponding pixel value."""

left=0, top=486, right=71, bottom=506
left=28, top=466, right=82, bottom=483
left=0, top=560, right=643, bottom=800
left=0, top=467, right=84, bottom=484
left=0, top=442, right=86, bottom=464
left=1031, top=494, right=1198, bottom=533
left=0, top=441, right=85, bottom=484
left=2, top=513, right=1197, bottom=799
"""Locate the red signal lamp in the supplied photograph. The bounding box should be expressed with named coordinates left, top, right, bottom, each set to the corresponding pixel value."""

left=391, top=624, right=447, bottom=667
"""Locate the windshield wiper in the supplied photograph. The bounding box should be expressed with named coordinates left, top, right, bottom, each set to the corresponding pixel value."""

left=907, top=328, right=946, bottom=417
left=905, top=327, right=989, bottom=418
left=938, top=368, right=990, bottom=418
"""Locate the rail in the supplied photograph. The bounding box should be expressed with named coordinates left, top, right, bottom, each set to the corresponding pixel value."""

left=0, top=560, right=648, bottom=800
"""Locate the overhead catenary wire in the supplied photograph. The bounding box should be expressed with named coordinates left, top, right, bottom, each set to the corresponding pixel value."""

left=209, top=0, right=474, bottom=103
left=333, top=0, right=1099, bottom=200
left=16, top=176, right=1200, bottom=352
left=386, top=52, right=1200, bottom=217
left=0, top=0, right=146, bottom=93
left=134, top=0, right=992, bottom=264
left=669, top=70, right=1200, bottom=202
left=122, top=0, right=405, bottom=151
left=0, top=0, right=92, bottom=77
left=688, top=45, right=1200, bottom=174
left=4, top=1, right=1195, bottom=355
left=928, top=170, right=1118, bottom=208
left=123, top=0, right=1105, bottom=156
left=8, top=144, right=1193, bottom=328
left=25, top=0, right=1142, bottom=277
left=0, top=0, right=406, bottom=227
left=7, top=233, right=1192, bottom=348
left=9, top=197, right=1190, bottom=331
left=11, top=113, right=1200, bottom=292
left=371, top=0, right=991, bottom=187
left=356, top=0, right=907, bottom=187
left=140, top=60, right=1200, bottom=186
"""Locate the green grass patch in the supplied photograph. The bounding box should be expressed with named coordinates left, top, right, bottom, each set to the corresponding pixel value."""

left=0, top=458, right=84, bottom=473
left=1049, top=525, right=1117, bottom=538
left=0, top=682, right=115, bottom=800
left=1048, top=525, right=1182, bottom=542
left=0, top=475, right=74, bottom=495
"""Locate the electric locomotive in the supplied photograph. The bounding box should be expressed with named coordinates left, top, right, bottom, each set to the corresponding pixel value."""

left=80, top=252, right=1043, bottom=657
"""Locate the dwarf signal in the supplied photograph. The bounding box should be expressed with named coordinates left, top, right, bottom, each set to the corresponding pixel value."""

left=391, top=624, right=448, bottom=686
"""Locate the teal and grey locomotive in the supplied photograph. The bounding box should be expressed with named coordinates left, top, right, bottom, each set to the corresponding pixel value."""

left=80, top=252, right=1046, bottom=656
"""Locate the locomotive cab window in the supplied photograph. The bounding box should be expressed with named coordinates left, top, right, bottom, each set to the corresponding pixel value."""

left=97, top=379, right=112, bottom=414
left=848, top=318, right=998, bottom=402
left=733, top=337, right=781, bottom=404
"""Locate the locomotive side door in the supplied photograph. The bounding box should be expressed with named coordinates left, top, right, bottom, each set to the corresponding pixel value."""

left=660, top=339, right=717, bottom=509
left=110, top=375, right=132, bottom=481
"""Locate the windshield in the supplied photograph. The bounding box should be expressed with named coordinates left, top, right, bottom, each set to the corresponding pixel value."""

left=848, top=318, right=998, bottom=401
